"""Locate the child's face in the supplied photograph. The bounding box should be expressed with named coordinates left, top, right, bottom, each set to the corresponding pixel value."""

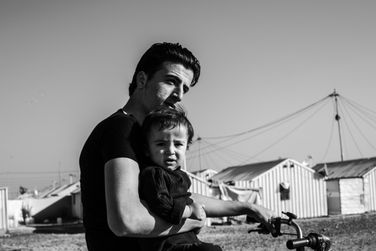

left=147, top=124, right=188, bottom=170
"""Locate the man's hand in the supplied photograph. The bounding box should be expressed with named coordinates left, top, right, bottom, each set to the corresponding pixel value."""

left=248, top=204, right=278, bottom=235
left=189, top=202, right=206, bottom=220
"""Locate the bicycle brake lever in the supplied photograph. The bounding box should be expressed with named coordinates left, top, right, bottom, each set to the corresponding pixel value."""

left=248, top=224, right=270, bottom=234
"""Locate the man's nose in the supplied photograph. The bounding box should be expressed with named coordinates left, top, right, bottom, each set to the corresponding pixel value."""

left=172, top=86, right=184, bottom=102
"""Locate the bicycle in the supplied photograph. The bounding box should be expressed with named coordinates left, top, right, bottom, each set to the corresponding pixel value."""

left=248, top=211, right=331, bottom=251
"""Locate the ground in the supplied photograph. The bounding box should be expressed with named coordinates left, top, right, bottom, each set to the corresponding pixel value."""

left=1, top=212, right=376, bottom=250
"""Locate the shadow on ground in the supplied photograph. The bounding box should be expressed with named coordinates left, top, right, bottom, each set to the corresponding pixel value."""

left=31, top=222, right=84, bottom=234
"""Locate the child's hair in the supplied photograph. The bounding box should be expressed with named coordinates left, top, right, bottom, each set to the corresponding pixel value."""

left=142, top=107, right=194, bottom=146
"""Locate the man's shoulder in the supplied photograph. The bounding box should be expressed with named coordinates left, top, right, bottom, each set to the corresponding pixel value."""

left=96, top=109, right=138, bottom=131
left=103, top=109, right=136, bottom=124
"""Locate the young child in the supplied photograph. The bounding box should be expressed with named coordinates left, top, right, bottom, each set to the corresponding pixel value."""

left=138, top=107, right=222, bottom=251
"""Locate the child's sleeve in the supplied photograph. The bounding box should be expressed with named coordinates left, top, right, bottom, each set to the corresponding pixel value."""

left=139, top=167, right=190, bottom=224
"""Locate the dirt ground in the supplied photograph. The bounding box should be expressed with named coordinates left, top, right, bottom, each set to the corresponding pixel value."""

left=1, top=212, right=376, bottom=250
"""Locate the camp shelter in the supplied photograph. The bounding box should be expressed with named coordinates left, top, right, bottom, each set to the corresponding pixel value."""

left=71, top=187, right=82, bottom=219
left=211, top=158, right=327, bottom=218
left=19, top=181, right=80, bottom=223
left=186, top=170, right=261, bottom=225
left=312, top=157, right=376, bottom=215
left=191, top=169, right=218, bottom=182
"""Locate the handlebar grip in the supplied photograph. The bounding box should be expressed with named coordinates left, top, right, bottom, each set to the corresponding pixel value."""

left=286, top=238, right=309, bottom=249
left=287, top=233, right=331, bottom=251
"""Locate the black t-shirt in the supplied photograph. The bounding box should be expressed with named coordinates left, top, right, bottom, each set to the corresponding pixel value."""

left=79, top=109, right=143, bottom=251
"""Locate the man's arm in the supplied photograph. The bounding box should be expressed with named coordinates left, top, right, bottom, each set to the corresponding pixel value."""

left=104, top=157, right=205, bottom=237
left=191, top=193, right=276, bottom=232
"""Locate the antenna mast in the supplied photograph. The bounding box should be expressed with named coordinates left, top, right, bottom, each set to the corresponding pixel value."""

left=329, top=89, right=344, bottom=161
left=197, top=137, right=202, bottom=171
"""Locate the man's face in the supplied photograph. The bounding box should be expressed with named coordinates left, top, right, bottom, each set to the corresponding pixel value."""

left=147, top=124, right=188, bottom=171
left=142, top=62, right=194, bottom=112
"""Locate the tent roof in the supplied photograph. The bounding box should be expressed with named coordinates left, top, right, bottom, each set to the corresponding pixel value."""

left=211, top=159, right=287, bottom=182
left=312, top=157, right=376, bottom=179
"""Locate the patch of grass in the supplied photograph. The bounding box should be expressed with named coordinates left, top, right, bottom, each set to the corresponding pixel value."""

left=1, top=212, right=376, bottom=250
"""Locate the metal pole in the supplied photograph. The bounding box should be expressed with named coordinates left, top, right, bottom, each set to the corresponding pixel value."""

left=197, top=137, right=202, bottom=171
left=329, top=89, right=344, bottom=161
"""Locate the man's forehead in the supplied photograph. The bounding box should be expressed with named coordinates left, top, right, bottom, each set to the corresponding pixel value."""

left=160, top=62, right=193, bottom=79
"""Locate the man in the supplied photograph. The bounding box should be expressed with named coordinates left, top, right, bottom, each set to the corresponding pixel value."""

left=79, top=42, right=276, bottom=251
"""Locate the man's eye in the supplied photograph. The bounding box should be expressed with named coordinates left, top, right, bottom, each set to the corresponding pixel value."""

left=183, top=85, right=190, bottom=93
left=166, top=79, right=176, bottom=85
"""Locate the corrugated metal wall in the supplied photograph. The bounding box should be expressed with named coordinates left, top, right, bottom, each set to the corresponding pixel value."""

left=234, top=159, right=327, bottom=218
left=364, top=167, right=376, bottom=212
left=186, top=171, right=212, bottom=197
left=340, top=178, right=364, bottom=215
left=0, top=187, right=9, bottom=234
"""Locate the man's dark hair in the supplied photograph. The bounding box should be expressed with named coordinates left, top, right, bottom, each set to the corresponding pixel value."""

left=142, top=107, right=194, bottom=146
left=129, top=42, right=201, bottom=96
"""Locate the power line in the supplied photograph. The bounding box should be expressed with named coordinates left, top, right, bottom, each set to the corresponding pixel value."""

left=201, top=95, right=330, bottom=140
left=320, top=110, right=336, bottom=163
left=188, top=91, right=375, bottom=168
left=338, top=99, right=363, bottom=158
left=339, top=97, right=376, bottom=152
left=189, top=95, right=331, bottom=156
left=239, top=98, right=331, bottom=164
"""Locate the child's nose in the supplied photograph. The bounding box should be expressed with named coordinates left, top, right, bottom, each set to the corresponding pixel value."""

left=166, top=145, right=175, bottom=154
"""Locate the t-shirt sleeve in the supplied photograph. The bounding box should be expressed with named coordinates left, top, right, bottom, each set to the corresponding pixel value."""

left=101, top=116, right=140, bottom=163
left=139, top=167, right=186, bottom=225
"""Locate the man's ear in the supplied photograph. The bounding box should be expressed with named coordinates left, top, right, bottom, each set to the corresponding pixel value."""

left=143, top=142, right=150, bottom=157
left=144, top=148, right=150, bottom=157
left=136, top=71, right=147, bottom=89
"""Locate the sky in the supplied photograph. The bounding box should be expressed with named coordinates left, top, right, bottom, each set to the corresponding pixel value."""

left=1, top=0, right=376, bottom=198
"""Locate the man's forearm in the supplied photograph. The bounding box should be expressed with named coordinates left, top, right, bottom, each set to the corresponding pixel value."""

left=191, top=193, right=250, bottom=217
left=112, top=200, right=204, bottom=238
left=190, top=193, right=278, bottom=235
left=127, top=213, right=204, bottom=238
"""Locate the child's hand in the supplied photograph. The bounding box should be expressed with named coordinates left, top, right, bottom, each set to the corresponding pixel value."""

left=189, top=202, right=206, bottom=220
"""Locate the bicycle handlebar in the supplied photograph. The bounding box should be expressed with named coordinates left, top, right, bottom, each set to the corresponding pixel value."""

left=248, top=211, right=331, bottom=251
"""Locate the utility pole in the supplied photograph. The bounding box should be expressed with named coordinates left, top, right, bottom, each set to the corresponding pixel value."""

left=58, top=161, right=62, bottom=186
left=329, top=89, right=344, bottom=161
left=197, top=137, right=202, bottom=171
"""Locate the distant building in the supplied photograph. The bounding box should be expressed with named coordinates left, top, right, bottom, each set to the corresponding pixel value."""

left=211, top=158, right=328, bottom=218
left=191, top=169, right=218, bottom=181
left=312, top=157, right=376, bottom=215
left=8, top=181, right=81, bottom=224
left=71, top=187, right=82, bottom=219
